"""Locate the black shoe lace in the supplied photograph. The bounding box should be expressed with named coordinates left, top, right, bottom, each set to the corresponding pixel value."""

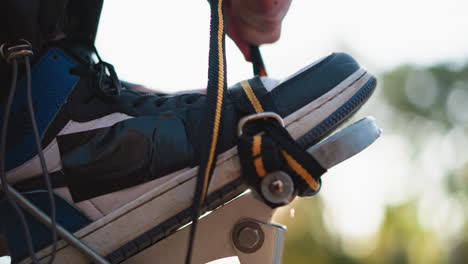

left=66, top=43, right=185, bottom=110
left=68, top=44, right=123, bottom=99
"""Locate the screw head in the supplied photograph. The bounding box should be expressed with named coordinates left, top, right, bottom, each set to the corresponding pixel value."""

left=232, top=221, right=265, bottom=253
left=270, top=179, right=284, bottom=194
left=260, top=171, right=295, bottom=206
left=238, top=227, right=260, bottom=249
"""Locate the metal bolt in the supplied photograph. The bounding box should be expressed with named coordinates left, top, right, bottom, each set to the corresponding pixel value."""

left=270, top=179, right=284, bottom=194
left=260, top=171, right=295, bottom=205
left=232, top=220, right=265, bottom=253
left=237, top=227, right=260, bottom=249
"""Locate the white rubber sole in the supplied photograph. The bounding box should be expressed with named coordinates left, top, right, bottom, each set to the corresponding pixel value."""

left=25, top=68, right=373, bottom=264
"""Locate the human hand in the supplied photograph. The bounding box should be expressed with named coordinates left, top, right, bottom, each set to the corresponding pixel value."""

left=225, top=0, right=292, bottom=61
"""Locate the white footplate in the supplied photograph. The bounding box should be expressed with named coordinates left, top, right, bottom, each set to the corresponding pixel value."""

left=121, top=117, right=382, bottom=264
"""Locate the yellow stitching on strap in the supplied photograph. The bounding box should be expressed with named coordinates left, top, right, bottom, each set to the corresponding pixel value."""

left=281, top=150, right=320, bottom=190
left=254, top=157, right=267, bottom=177
left=240, top=80, right=264, bottom=113
left=252, top=135, right=262, bottom=157
left=201, top=0, right=225, bottom=200
left=252, top=135, right=266, bottom=177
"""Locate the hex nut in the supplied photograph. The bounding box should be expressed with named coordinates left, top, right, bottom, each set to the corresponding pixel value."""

left=232, top=220, right=265, bottom=253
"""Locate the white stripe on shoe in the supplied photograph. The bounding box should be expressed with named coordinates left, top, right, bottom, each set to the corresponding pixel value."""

left=6, top=113, right=134, bottom=184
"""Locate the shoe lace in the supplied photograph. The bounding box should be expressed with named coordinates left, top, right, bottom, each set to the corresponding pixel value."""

left=67, top=42, right=181, bottom=110
left=68, top=44, right=123, bottom=99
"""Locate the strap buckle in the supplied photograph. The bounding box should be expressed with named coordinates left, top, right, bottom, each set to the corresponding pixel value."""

left=237, top=112, right=284, bottom=137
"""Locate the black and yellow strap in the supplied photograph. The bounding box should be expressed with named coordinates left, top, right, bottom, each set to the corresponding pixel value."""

left=187, top=1, right=270, bottom=262
left=239, top=132, right=282, bottom=181
left=250, top=45, right=268, bottom=77
left=236, top=80, right=326, bottom=206
left=186, top=0, right=270, bottom=262
left=186, top=0, right=227, bottom=263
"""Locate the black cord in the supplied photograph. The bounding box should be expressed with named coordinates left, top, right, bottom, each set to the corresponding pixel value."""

left=1, top=42, right=58, bottom=263
left=24, top=56, right=58, bottom=264
left=0, top=59, right=39, bottom=263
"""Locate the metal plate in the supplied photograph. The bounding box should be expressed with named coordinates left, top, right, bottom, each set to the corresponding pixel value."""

left=307, top=116, right=382, bottom=169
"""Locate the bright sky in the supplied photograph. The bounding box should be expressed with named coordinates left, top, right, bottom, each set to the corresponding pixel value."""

left=96, top=0, right=468, bottom=91
left=2, top=1, right=468, bottom=263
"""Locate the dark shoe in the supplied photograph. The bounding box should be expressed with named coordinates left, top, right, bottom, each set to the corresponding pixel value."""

left=4, top=43, right=376, bottom=202
left=1, top=43, right=376, bottom=262
left=4, top=41, right=207, bottom=185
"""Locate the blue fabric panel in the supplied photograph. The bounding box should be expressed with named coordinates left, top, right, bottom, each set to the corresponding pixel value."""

left=0, top=191, right=91, bottom=263
left=0, top=48, right=79, bottom=170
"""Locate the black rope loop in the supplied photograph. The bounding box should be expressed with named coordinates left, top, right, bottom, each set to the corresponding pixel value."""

left=0, top=39, right=34, bottom=64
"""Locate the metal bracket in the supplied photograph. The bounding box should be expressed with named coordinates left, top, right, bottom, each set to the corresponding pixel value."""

left=231, top=218, right=286, bottom=264
left=122, top=117, right=381, bottom=263
left=122, top=191, right=282, bottom=264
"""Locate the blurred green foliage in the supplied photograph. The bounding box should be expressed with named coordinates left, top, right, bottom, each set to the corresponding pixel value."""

left=280, top=61, right=468, bottom=264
